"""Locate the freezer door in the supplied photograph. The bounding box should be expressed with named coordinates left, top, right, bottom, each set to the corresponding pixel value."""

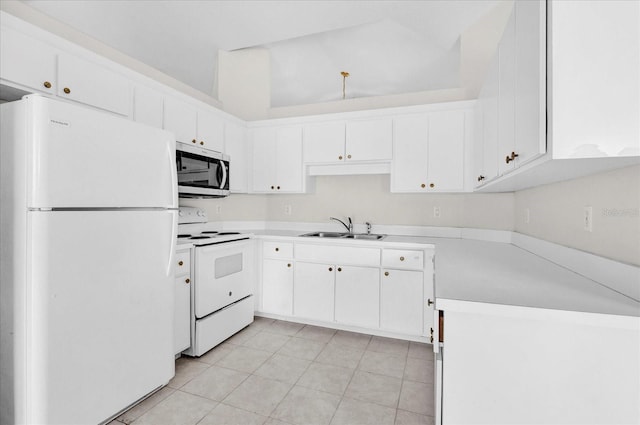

left=26, top=96, right=177, bottom=208
left=23, top=210, right=176, bottom=424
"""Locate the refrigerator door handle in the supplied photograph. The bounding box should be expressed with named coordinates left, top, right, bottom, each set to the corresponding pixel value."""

left=167, top=211, right=178, bottom=276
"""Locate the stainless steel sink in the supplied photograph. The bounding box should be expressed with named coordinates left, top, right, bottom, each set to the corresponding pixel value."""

left=300, top=232, right=386, bottom=240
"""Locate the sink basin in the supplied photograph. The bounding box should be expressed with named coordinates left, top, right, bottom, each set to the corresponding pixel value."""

left=342, top=234, right=386, bottom=240
left=300, top=232, right=345, bottom=238
left=300, top=232, right=386, bottom=241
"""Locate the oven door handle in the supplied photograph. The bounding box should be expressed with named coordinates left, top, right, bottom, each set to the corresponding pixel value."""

left=197, top=239, right=250, bottom=254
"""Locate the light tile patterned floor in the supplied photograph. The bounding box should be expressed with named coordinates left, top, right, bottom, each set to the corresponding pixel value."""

left=110, top=318, right=435, bottom=425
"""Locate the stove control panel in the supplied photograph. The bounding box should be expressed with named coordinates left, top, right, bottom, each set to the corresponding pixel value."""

left=178, top=207, right=208, bottom=224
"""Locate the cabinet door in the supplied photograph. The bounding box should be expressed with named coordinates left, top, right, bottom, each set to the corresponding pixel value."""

left=133, top=85, right=164, bottom=129
left=0, top=27, right=57, bottom=95
left=303, top=122, right=346, bottom=163
left=261, top=259, right=293, bottom=315
left=174, top=275, right=191, bottom=354
left=514, top=0, right=546, bottom=164
left=250, top=127, right=278, bottom=192
left=391, top=114, right=429, bottom=192
left=335, top=265, right=380, bottom=328
left=346, top=119, right=393, bottom=161
left=481, top=53, right=500, bottom=182
left=164, top=97, right=197, bottom=145
left=197, top=109, right=224, bottom=153
left=428, top=110, right=465, bottom=191
left=275, top=126, right=303, bottom=192
left=294, top=262, right=335, bottom=322
left=497, top=10, right=516, bottom=176
left=57, top=53, right=131, bottom=116
left=380, top=269, right=423, bottom=335
left=472, top=101, right=485, bottom=186
left=225, top=121, right=248, bottom=193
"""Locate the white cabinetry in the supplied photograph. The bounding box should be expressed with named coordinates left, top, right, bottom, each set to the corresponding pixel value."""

left=335, top=265, right=380, bottom=329
left=174, top=248, right=191, bottom=355
left=475, top=52, right=499, bottom=185
left=392, top=109, right=468, bottom=193
left=0, top=26, right=57, bottom=95
left=164, top=97, right=225, bottom=151
left=294, top=262, right=335, bottom=322
left=57, top=54, right=131, bottom=116
left=133, top=85, right=164, bottom=129
left=261, top=241, right=294, bottom=315
left=303, top=118, right=392, bottom=164
left=381, top=269, right=423, bottom=335
left=225, top=120, right=249, bottom=193
left=250, top=126, right=304, bottom=193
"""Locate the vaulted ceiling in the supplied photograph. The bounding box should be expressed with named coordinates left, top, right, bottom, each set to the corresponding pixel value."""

left=23, top=0, right=500, bottom=107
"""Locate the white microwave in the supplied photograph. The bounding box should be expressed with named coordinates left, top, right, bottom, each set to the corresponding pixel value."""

left=176, top=142, right=230, bottom=198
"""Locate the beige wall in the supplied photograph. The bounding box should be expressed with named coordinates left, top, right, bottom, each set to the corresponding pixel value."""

left=515, top=165, right=640, bottom=266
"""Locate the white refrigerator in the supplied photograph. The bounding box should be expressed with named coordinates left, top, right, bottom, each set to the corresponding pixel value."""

left=0, top=95, right=178, bottom=424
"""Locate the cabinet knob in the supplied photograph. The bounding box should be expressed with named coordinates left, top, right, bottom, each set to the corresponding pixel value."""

left=505, top=152, right=519, bottom=164
left=337, top=267, right=342, bottom=272
left=275, top=247, right=279, bottom=252
left=200, top=141, right=204, bottom=145
left=287, top=263, right=292, bottom=268
left=430, top=327, right=434, bottom=336
left=271, top=185, right=275, bottom=190
left=384, top=271, right=389, bottom=276
left=277, top=186, right=281, bottom=190
left=192, top=139, right=197, bottom=144
left=427, top=298, right=434, bottom=306
left=477, top=175, right=485, bottom=182
left=63, top=87, right=71, bottom=94
left=400, top=256, right=405, bottom=261
left=178, top=260, right=184, bottom=266
left=347, top=154, right=352, bottom=159
left=228, top=291, right=232, bottom=296
left=430, top=335, right=434, bottom=343
left=185, top=278, right=190, bottom=284
left=328, top=267, right=333, bottom=272
left=338, top=155, right=343, bottom=160
left=421, top=183, right=426, bottom=188
left=429, top=183, right=435, bottom=188
left=43, top=81, right=52, bottom=89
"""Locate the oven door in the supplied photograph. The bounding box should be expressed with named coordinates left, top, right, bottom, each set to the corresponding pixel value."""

left=176, top=147, right=229, bottom=198
left=194, top=239, right=253, bottom=318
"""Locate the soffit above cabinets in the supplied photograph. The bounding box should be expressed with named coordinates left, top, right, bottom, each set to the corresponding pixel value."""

left=22, top=0, right=502, bottom=106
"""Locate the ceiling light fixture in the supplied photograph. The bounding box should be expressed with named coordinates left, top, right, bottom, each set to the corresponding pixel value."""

left=341, top=71, right=350, bottom=99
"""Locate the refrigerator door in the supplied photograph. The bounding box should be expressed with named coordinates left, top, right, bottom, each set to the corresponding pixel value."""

left=24, top=210, right=176, bottom=424
left=26, top=96, right=177, bottom=208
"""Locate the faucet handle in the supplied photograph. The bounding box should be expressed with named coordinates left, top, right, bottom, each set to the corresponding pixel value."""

left=365, top=222, right=372, bottom=235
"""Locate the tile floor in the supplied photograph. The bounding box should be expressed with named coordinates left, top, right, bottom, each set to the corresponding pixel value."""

left=109, top=318, right=435, bottom=425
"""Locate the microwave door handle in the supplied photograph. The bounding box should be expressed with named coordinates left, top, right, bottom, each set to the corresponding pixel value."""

left=220, top=160, right=228, bottom=189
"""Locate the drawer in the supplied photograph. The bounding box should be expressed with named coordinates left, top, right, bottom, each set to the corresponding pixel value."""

left=175, top=250, right=190, bottom=277
left=382, top=249, right=424, bottom=270
left=296, top=243, right=380, bottom=267
left=263, top=240, right=293, bottom=259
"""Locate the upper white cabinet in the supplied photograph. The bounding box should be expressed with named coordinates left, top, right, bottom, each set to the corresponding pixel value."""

left=133, top=84, right=164, bottom=129
left=250, top=126, right=304, bottom=193
left=475, top=53, right=500, bottom=186
left=550, top=0, right=639, bottom=159
left=164, top=97, right=224, bottom=151
left=0, top=26, right=57, bottom=95
left=303, top=118, right=392, bottom=164
left=392, top=108, right=468, bottom=193
left=225, top=120, right=249, bottom=193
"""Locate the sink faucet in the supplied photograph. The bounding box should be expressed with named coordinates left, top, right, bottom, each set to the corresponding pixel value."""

left=330, top=216, right=352, bottom=234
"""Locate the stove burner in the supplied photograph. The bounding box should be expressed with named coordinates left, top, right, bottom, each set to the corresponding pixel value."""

left=217, top=232, right=240, bottom=235
left=178, top=234, right=192, bottom=238
left=190, top=236, right=212, bottom=240
left=201, top=231, right=219, bottom=234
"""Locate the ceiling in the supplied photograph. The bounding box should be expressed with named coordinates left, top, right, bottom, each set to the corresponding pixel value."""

left=23, top=0, right=500, bottom=107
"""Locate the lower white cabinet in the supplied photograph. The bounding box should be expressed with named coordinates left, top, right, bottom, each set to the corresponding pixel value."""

left=380, top=269, right=424, bottom=335
left=334, top=265, right=380, bottom=329
left=261, top=259, right=294, bottom=315
left=174, top=248, right=191, bottom=355
left=294, top=262, right=335, bottom=322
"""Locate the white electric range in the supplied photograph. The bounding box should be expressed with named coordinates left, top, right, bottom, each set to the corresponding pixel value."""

left=177, top=207, right=254, bottom=357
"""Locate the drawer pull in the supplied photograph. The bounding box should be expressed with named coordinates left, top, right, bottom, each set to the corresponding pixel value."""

left=43, top=81, right=52, bottom=88
left=63, top=87, right=71, bottom=94
left=421, top=183, right=426, bottom=188
left=384, top=271, right=389, bottom=276
left=399, top=256, right=405, bottom=261
left=429, top=183, right=435, bottom=188
left=185, top=278, right=190, bottom=284
left=178, top=260, right=184, bottom=266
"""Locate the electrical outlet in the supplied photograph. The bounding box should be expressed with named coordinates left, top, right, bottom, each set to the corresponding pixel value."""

left=284, top=205, right=292, bottom=216
left=433, top=206, right=441, bottom=218
left=524, top=208, right=530, bottom=224
left=215, top=205, right=222, bottom=214
left=583, top=206, right=593, bottom=232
